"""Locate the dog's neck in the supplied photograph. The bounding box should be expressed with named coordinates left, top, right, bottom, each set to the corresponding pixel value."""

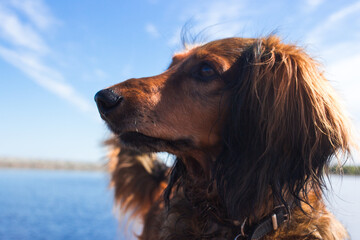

left=179, top=155, right=294, bottom=218
left=178, top=171, right=295, bottom=239
left=167, top=154, right=327, bottom=239
left=177, top=147, right=220, bottom=180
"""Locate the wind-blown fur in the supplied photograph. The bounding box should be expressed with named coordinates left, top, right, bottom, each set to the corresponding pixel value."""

left=106, top=138, right=168, bottom=219
left=97, top=36, right=355, bottom=239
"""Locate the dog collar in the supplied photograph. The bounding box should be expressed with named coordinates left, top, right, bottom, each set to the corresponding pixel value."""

left=234, top=205, right=289, bottom=240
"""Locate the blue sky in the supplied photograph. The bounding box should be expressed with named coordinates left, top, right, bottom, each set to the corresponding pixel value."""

left=0, top=0, right=359, bottom=162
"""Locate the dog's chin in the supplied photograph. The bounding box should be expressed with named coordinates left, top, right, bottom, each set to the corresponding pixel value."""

left=118, top=131, right=194, bottom=153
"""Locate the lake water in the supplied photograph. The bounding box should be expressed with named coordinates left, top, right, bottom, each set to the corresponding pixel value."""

left=0, top=169, right=125, bottom=240
left=326, top=175, right=360, bottom=239
left=0, top=169, right=359, bottom=240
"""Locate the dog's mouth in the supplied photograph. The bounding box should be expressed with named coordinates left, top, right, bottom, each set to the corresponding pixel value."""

left=103, top=118, right=194, bottom=153
left=118, top=131, right=194, bottom=153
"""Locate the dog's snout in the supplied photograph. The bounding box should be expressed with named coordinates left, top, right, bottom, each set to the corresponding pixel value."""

left=94, top=89, right=123, bottom=114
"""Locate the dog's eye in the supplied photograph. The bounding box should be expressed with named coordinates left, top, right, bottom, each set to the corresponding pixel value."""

left=195, top=63, right=217, bottom=81
left=200, top=64, right=215, bottom=76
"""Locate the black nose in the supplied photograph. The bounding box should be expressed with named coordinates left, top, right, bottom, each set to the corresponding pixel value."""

left=94, top=89, right=123, bottom=114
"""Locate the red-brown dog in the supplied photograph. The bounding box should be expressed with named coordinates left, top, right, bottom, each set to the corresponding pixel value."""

left=95, top=36, right=354, bottom=239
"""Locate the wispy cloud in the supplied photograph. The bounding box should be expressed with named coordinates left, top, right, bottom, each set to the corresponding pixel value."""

left=0, top=0, right=95, bottom=113
left=328, top=1, right=360, bottom=22
left=190, top=0, right=244, bottom=29
left=9, top=0, right=57, bottom=30
left=0, top=47, right=93, bottom=112
left=145, top=23, right=160, bottom=38
left=0, top=4, right=48, bottom=53
left=306, top=1, right=360, bottom=45
left=304, top=1, right=360, bottom=137
left=168, top=0, right=247, bottom=46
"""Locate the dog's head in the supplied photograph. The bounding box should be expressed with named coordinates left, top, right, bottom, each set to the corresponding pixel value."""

left=95, top=38, right=254, bottom=172
left=95, top=36, right=354, bottom=220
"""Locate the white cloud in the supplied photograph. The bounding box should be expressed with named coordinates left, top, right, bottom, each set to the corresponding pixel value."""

left=0, top=5, right=48, bottom=53
left=306, top=1, right=360, bottom=45
left=9, top=0, right=57, bottom=30
left=145, top=23, right=160, bottom=38
left=328, top=1, right=360, bottom=22
left=0, top=0, right=94, bottom=114
left=168, top=0, right=247, bottom=46
left=0, top=46, right=95, bottom=113
left=191, top=1, right=244, bottom=28
left=305, top=2, right=360, bottom=128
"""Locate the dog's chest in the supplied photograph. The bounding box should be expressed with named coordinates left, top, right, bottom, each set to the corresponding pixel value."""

left=143, top=195, right=235, bottom=240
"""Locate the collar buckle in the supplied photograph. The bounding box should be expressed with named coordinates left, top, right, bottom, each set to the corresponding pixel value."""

left=271, top=213, right=278, bottom=230
left=234, top=205, right=290, bottom=240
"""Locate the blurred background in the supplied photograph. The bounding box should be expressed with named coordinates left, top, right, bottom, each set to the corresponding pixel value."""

left=0, top=0, right=359, bottom=239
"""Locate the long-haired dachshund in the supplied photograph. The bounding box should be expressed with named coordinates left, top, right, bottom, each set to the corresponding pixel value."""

left=95, top=36, right=355, bottom=240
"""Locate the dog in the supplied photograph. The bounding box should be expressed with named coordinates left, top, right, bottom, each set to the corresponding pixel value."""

left=95, top=36, right=354, bottom=239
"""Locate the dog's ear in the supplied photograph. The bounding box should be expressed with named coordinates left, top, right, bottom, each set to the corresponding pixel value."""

left=214, top=36, right=354, bottom=221
left=106, top=137, right=168, bottom=219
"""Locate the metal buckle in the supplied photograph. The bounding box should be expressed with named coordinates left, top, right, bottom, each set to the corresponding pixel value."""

left=271, top=213, right=278, bottom=230
left=272, top=205, right=290, bottom=230
left=273, top=205, right=290, bottom=220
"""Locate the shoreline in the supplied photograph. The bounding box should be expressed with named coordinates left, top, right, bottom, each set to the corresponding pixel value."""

left=329, top=165, right=360, bottom=175
left=0, top=158, right=359, bottom=175
left=0, top=158, right=105, bottom=171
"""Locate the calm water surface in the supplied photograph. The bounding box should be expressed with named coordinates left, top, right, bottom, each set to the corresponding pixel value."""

left=0, top=169, right=126, bottom=240
left=326, top=175, right=360, bottom=239
left=0, top=169, right=358, bottom=239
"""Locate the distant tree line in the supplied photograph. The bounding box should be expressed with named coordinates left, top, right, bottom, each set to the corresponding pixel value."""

left=0, top=157, right=359, bottom=175
left=329, top=165, right=360, bottom=175
left=0, top=157, right=105, bottom=171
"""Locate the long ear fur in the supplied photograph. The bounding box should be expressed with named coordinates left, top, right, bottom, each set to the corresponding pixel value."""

left=106, top=137, right=169, bottom=219
left=214, top=36, right=354, bottom=221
